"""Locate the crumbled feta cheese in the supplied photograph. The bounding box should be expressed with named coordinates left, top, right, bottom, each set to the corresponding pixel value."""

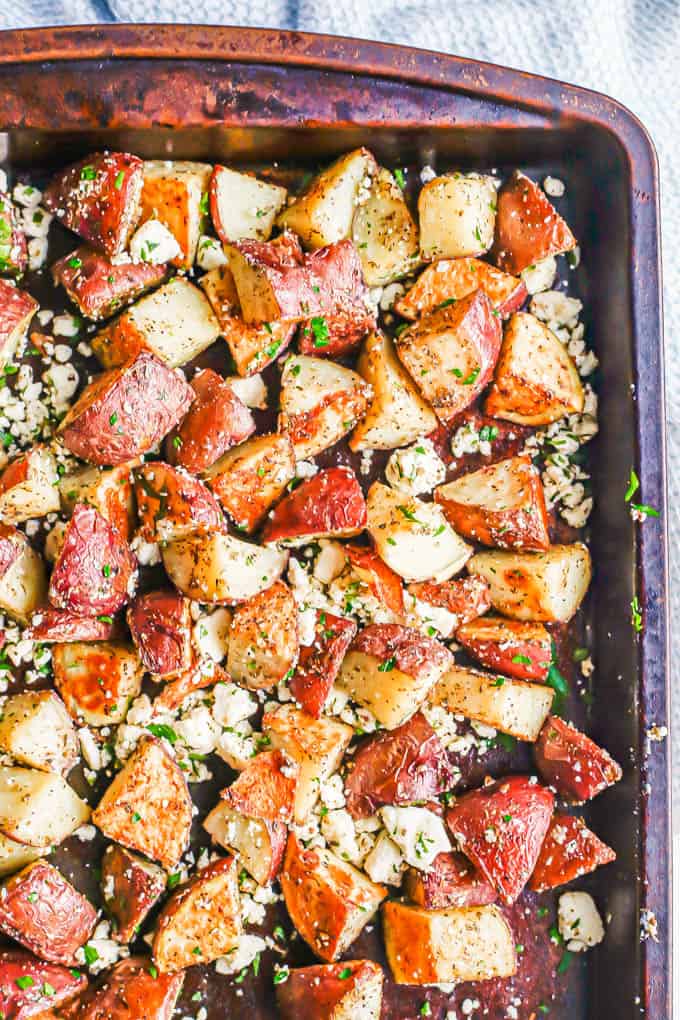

left=558, top=891, right=605, bottom=951
left=640, top=908, right=659, bottom=941
left=76, top=921, right=129, bottom=974
left=130, top=534, right=162, bottom=566
left=212, top=682, right=258, bottom=728
left=215, top=934, right=267, bottom=975
left=27, top=237, right=48, bottom=271
left=175, top=706, right=222, bottom=755
left=543, top=176, right=566, bottom=197
left=52, top=314, right=80, bottom=338
left=321, top=809, right=363, bottom=865
left=216, top=726, right=257, bottom=771
left=21, top=205, right=52, bottom=238
left=380, top=805, right=450, bottom=869
left=363, top=832, right=405, bottom=885
left=521, top=255, right=557, bottom=295
left=196, top=234, right=227, bottom=271
left=405, top=591, right=459, bottom=639
left=319, top=774, right=346, bottom=810
left=43, top=362, right=79, bottom=412
left=530, top=290, right=582, bottom=332
left=37, top=309, right=54, bottom=326
left=297, top=606, right=318, bottom=647
left=420, top=165, right=437, bottom=184
left=226, top=374, right=267, bottom=409
left=12, top=182, right=41, bottom=208
left=294, top=459, right=318, bottom=480
left=129, top=219, right=181, bottom=265
left=385, top=437, right=446, bottom=496
left=193, top=607, right=231, bottom=663
left=451, top=422, right=492, bottom=459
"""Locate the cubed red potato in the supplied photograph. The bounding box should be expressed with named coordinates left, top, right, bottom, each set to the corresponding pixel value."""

left=203, top=432, right=296, bottom=534
left=456, top=617, right=552, bottom=682
left=43, top=152, right=144, bottom=258
left=225, top=230, right=311, bottom=322
left=0, top=690, right=78, bottom=776
left=53, top=641, right=143, bottom=727
left=0, top=445, right=60, bottom=524
left=227, top=580, right=299, bottom=689
left=345, top=711, right=456, bottom=818
left=434, top=454, right=550, bottom=550
left=403, top=850, right=497, bottom=910
left=337, top=623, right=453, bottom=730
left=52, top=246, right=167, bottom=321
left=529, top=813, right=616, bottom=892
left=0, top=525, right=46, bottom=626
left=75, top=956, right=183, bottom=1020
left=276, top=960, right=384, bottom=1020
left=0, top=278, right=38, bottom=370
left=289, top=610, right=357, bottom=717
left=280, top=834, right=387, bottom=962
left=134, top=461, right=224, bottom=543
left=0, top=767, right=90, bottom=850
left=296, top=241, right=376, bottom=359
left=101, top=844, right=166, bottom=944
left=346, top=545, right=405, bottom=620
left=139, top=160, right=212, bottom=269
left=48, top=503, right=137, bottom=616
left=0, top=949, right=87, bottom=1019
left=210, top=165, right=287, bottom=244
left=204, top=750, right=298, bottom=885
left=59, top=461, right=138, bottom=544
left=0, top=192, right=27, bottom=277
left=395, top=289, right=502, bottom=423
left=395, top=257, right=527, bottom=321
left=491, top=170, right=577, bottom=274
left=534, top=714, right=623, bottom=802
left=446, top=775, right=554, bottom=905
left=262, top=467, right=367, bottom=546
left=25, top=608, right=116, bottom=644
left=0, top=860, right=96, bottom=964
left=431, top=664, right=553, bottom=742
left=408, top=574, right=491, bottom=626
left=60, top=351, right=194, bottom=467
left=165, top=367, right=254, bottom=474
left=127, top=590, right=192, bottom=679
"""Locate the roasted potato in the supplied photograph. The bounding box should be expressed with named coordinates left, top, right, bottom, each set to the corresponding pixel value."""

left=0, top=446, right=60, bottom=523
left=0, top=767, right=90, bottom=849
left=352, top=167, right=420, bottom=286
left=337, top=623, right=453, bottom=730
left=446, top=775, right=554, bottom=904
left=0, top=860, right=97, bottom=964
left=0, top=948, right=87, bottom=1018
left=277, top=960, right=384, bottom=1020
left=534, top=714, right=623, bottom=802
left=134, top=461, right=224, bottom=543
left=60, top=351, right=194, bottom=466
left=529, top=813, right=616, bottom=892
left=92, top=737, right=192, bottom=869
left=203, top=432, right=296, bottom=534
left=75, top=956, right=184, bottom=1020
left=395, top=256, right=527, bottom=320
left=484, top=311, right=584, bottom=425
left=48, top=503, right=137, bottom=616
left=165, top=367, right=254, bottom=474
left=101, top=843, right=166, bottom=944
left=408, top=574, right=491, bottom=627
left=280, top=834, right=386, bottom=962
left=0, top=835, right=46, bottom=879
left=60, top=461, right=137, bottom=542
left=456, top=616, right=552, bottom=682
left=0, top=690, right=78, bottom=774
left=348, top=331, right=438, bottom=452
left=139, top=160, right=212, bottom=267
left=263, top=706, right=353, bottom=823
left=418, top=172, right=497, bottom=260
left=434, top=454, right=550, bottom=550
left=52, top=245, right=167, bottom=321
left=43, top=151, right=144, bottom=257
left=395, top=289, right=502, bottom=422
left=0, top=280, right=38, bottom=370
left=0, top=191, right=27, bottom=277
left=383, top=900, right=516, bottom=984
left=53, top=641, right=143, bottom=726
left=25, top=607, right=116, bottom=644
left=491, top=170, right=577, bottom=274
left=279, top=354, right=372, bottom=459
left=162, top=531, right=288, bottom=604
left=289, top=610, right=357, bottom=717
left=210, top=165, right=287, bottom=243
left=430, top=664, right=552, bottom=742
left=366, top=481, right=471, bottom=584
left=127, top=590, right=192, bottom=680
left=404, top=850, right=497, bottom=910
left=154, top=661, right=227, bottom=714
left=345, top=545, right=405, bottom=621
left=467, top=543, right=592, bottom=622
left=262, top=467, right=366, bottom=546
left=224, top=231, right=311, bottom=323
left=227, top=580, right=299, bottom=689
left=152, top=856, right=241, bottom=973
left=0, top=526, right=46, bottom=625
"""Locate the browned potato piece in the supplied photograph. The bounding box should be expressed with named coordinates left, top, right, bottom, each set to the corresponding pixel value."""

left=162, top=531, right=288, bottom=605
left=395, top=257, right=527, bottom=321
left=352, top=168, right=420, bottom=286
left=210, top=165, right=287, bottom=243
left=0, top=445, right=60, bottom=524
left=227, top=580, right=299, bottom=689
left=0, top=525, right=47, bottom=625
left=277, top=960, right=384, bottom=1020
left=139, top=160, right=212, bottom=267
left=203, top=432, right=296, bottom=534
left=76, top=956, right=184, bottom=1020
left=491, top=170, right=577, bottom=274
left=0, top=690, right=78, bottom=775
left=127, top=590, right=192, bottom=679
left=0, top=767, right=90, bottom=848
left=53, top=641, right=143, bottom=727
left=418, top=172, right=497, bottom=260
left=101, top=844, right=167, bottom=943
left=0, top=280, right=38, bottom=371
left=59, top=460, right=137, bottom=541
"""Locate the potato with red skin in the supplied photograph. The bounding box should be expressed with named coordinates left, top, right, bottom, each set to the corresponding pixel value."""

left=48, top=503, right=137, bottom=617
left=534, top=714, right=623, bottom=802
left=403, top=850, right=497, bottom=910
left=74, top=956, right=183, bottom=1020
left=408, top=574, right=491, bottom=626
left=0, top=861, right=96, bottom=965
left=43, top=152, right=143, bottom=258
left=134, top=462, right=224, bottom=543
left=395, top=289, right=502, bottom=423
left=529, top=813, right=616, bottom=892
left=289, top=611, right=357, bottom=718
left=101, top=844, right=166, bottom=944
left=277, top=960, right=384, bottom=1020
left=0, top=525, right=46, bottom=625
left=345, top=712, right=456, bottom=818
left=60, top=351, right=194, bottom=467
left=435, top=454, right=550, bottom=551
left=25, top=608, right=116, bottom=644
left=0, top=949, right=87, bottom=1019
left=456, top=616, right=552, bottom=682
left=227, top=580, right=299, bottom=689
left=296, top=241, right=376, bottom=359
left=446, top=775, right=554, bottom=905
left=0, top=191, right=27, bottom=277
left=60, top=461, right=138, bottom=543
left=262, top=467, right=367, bottom=546
left=491, top=170, right=577, bottom=274
left=53, top=641, right=143, bottom=727
left=166, top=368, right=255, bottom=474
left=126, top=590, right=192, bottom=680
left=395, top=257, right=527, bottom=321
left=203, top=432, right=295, bottom=534
left=0, top=279, right=38, bottom=369
left=345, top=545, right=404, bottom=620
left=210, top=165, right=287, bottom=244
left=52, top=246, right=167, bottom=321
left=0, top=445, right=60, bottom=524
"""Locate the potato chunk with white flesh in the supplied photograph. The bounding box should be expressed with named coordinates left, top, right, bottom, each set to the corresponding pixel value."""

left=278, top=148, right=377, bottom=249
left=0, top=834, right=46, bottom=877
left=279, top=354, right=372, bottom=459
left=0, top=691, right=78, bottom=775
left=352, top=168, right=420, bottom=286
left=418, top=173, right=497, bottom=260
left=484, top=311, right=584, bottom=425
left=0, top=529, right=46, bottom=625
left=162, top=532, right=288, bottom=605
left=0, top=446, right=60, bottom=523
left=0, top=767, right=90, bottom=848
left=210, top=165, right=287, bottom=243
left=92, top=277, right=221, bottom=369
left=366, top=482, right=472, bottom=584
left=468, top=543, right=592, bottom=622
left=59, top=460, right=137, bottom=541
left=227, top=580, right=299, bottom=690
left=53, top=642, right=144, bottom=727
left=139, top=160, right=212, bottom=268
left=203, top=432, right=296, bottom=534
left=430, top=665, right=552, bottom=742
left=92, top=736, right=192, bottom=869
left=383, top=901, right=517, bottom=984
left=349, top=331, right=437, bottom=452
left=280, top=835, right=387, bottom=962
left=263, top=705, right=353, bottom=824
left=276, top=960, right=384, bottom=1020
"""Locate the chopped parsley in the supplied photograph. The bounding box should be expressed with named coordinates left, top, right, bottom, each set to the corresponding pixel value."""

left=511, top=653, right=532, bottom=665
left=114, top=170, right=125, bottom=190
left=310, top=317, right=330, bottom=347
left=378, top=656, right=396, bottom=672
left=393, top=168, right=406, bottom=190
left=15, top=975, right=34, bottom=990
left=624, top=469, right=639, bottom=502
left=631, top=596, right=643, bottom=632
left=83, top=944, right=99, bottom=966
left=80, top=165, right=97, bottom=181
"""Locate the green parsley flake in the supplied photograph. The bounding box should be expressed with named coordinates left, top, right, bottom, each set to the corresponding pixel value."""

left=311, top=317, right=330, bottom=347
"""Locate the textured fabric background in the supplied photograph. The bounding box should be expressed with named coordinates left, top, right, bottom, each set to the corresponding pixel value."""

left=1, top=3, right=678, bottom=819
